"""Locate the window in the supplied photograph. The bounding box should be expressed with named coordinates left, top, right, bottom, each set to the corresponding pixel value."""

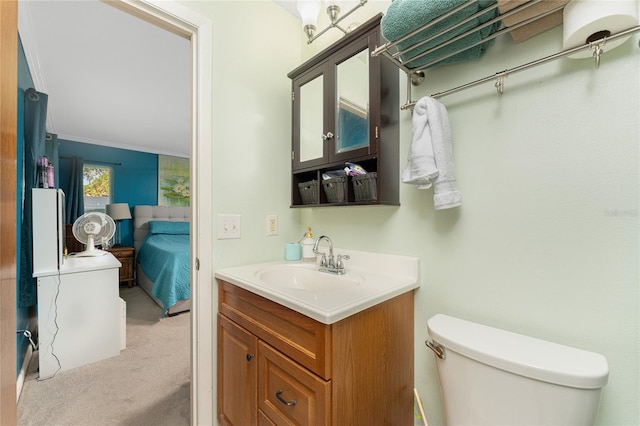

left=83, top=164, right=112, bottom=212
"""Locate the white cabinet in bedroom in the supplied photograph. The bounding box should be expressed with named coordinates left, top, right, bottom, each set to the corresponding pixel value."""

left=35, top=253, right=122, bottom=378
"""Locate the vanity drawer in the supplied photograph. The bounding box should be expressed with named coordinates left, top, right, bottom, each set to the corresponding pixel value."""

left=258, top=341, right=330, bottom=426
left=258, top=410, right=276, bottom=426
left=218, top=281, right=332, bottom=378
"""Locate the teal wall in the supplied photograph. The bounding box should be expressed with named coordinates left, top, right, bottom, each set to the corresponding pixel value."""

left=16, top=36, right=34, bottom=375
left=57, top=140, right=159, bottom=248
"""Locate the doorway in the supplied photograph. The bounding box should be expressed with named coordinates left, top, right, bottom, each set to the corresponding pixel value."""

left=15, top=0, right=214, bottom=423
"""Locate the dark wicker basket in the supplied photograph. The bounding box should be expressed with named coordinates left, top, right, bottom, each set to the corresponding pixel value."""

left=298, top=180, right=318, bottom=204
left=322, top=176, right=348, bottom=203
left=352, top=172, right=377, bottom=202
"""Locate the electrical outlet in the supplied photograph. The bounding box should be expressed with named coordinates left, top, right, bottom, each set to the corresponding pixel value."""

left=217, top=214, right=241, bottom=239
left=266, top=215, right=278, bottom=236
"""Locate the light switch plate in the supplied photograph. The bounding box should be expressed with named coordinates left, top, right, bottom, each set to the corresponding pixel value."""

left=217, top=214, right=241, bottom=239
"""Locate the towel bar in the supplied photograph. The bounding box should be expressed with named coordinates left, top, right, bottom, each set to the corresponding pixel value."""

left=375, top=0, right=639, bottom=110
left=373, top=0, right=547, bottom=68
left=400, top=25, right=640, bottom=110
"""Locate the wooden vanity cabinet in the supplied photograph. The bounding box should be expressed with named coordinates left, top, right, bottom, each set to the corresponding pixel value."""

left=288, top=13, right=400, bottom=207
left=218, top=314, right=258, bottom=426
left=217, top=280, right=414, bottom=426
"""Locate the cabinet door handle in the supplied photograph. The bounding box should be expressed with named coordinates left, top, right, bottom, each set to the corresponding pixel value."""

left=275, top=389, right=296, bottom=407
left=322, top=132, right=334, bottom=141
left=246, top=353, right=254, bottom=362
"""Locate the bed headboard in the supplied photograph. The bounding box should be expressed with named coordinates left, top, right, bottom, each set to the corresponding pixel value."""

left=133, top=205, right=191, bottom=252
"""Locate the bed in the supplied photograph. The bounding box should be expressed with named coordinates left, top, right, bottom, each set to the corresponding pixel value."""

left=133, top=205, right=191, bottom=316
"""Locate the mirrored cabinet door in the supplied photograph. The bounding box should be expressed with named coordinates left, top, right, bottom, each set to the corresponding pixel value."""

left=299, top=74, right=325, bottom=163
left=292, top=35, right=374, bottom=171
left=330, top=37, right=375, bottom=163
left=293, top=68, right=330, bottom=170
left=335, top=47, right=369, bottom=157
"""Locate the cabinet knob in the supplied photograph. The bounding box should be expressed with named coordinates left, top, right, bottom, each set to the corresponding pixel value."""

left=246, top=353, right=254, bottom=362
left=322, top=132, right=334, bottom=141
left=276, top=389, right=296, bottom=407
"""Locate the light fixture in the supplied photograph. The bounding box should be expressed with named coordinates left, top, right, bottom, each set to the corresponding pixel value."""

left=105, top=203, right=131, bottom=247
left=297, top=0, right=368, bottom=44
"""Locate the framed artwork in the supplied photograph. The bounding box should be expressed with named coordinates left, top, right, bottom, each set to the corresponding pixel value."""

left=158, top=155, right=190, bottom=206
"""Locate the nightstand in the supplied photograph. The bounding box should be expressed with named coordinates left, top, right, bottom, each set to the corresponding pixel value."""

left=108, top=246, right=135, bottom=287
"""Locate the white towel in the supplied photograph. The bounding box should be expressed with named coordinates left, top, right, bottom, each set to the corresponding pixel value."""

left=402, top=96, right=462, bottom=210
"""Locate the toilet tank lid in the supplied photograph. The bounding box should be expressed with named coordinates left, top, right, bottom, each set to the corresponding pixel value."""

left=427, top=314, right=609, bottom=389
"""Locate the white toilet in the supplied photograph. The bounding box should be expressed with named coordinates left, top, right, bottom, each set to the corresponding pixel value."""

left=426, top=314, right=609, bottom=426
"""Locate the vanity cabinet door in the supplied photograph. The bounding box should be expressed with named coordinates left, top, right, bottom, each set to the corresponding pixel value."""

left=218, top=314, right=258, bottom=426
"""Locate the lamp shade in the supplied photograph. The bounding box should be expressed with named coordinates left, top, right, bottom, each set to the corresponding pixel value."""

left=297, top=0, right=321, bottom=26
left=106, top=203, right=131, bottom=221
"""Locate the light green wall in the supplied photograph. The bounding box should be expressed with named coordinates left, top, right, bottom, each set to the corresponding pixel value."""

left=183, top=1, right=638, bottom=425
left=183, top=0, right=303, bottom=269
left=302, top=4, right=639, bottom=426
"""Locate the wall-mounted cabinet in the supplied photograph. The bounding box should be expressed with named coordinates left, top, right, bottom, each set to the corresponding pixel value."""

left=288, top=14, right=399, bottom=207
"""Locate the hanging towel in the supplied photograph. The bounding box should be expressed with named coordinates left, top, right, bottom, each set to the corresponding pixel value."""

left=401, top=97, right=439, bottom=188
left=402, top=96, right=462, bottom=210
left=381, top=0, right=499, bottom=69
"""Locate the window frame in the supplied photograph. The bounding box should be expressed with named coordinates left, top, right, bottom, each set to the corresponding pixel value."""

left=82, top=163, right=113, bottom=213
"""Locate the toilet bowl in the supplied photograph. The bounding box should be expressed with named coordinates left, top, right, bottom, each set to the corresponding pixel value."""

left=426, top=314, right=609, bottom=426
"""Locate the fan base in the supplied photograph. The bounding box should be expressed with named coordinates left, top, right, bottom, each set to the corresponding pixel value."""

left=74, top=249, right=109, bottom=257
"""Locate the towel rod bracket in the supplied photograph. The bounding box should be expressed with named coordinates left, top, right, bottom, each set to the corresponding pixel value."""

left=495, top=72, right=507, bottom=95
left=590, top=39, right=606, bottom=69
left=495, top=77, right=504, bottom=95
left=411, top=71, right=425, bottom=86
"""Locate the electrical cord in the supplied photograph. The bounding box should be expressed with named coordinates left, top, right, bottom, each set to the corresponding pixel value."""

left=37, top=273, right=62, bottom=381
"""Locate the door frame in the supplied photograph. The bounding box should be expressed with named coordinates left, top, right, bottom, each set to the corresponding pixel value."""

left=14, top=0, right=215, bottom=424
left=0, top=0, right=18, bottom=423
left=109, top=2, right=215, bottom=423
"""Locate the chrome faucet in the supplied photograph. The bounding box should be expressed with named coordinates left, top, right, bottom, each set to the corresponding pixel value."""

left=313, top=235, right=350, bottom=274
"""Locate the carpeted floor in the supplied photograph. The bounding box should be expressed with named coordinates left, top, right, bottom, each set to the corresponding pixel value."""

left=17, top=286, right=191, bottom=426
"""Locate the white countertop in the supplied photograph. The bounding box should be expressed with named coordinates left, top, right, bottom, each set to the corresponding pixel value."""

left=33, top=252, right=121, bottom=278
left=215, top=248, right=420, bottom=324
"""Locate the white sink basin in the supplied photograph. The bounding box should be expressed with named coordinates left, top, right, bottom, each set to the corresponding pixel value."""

left=215, top=248, right=420, bottom=324
left=255, top=264, right=363, bottom=290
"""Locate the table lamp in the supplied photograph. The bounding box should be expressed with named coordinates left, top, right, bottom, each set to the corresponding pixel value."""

left=106, top=203, right=131, bottom=247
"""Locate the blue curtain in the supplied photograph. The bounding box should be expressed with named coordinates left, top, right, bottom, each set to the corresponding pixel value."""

left=66, top=156, right=84, bottom=223
left=19, top=88, right=48, bottom=307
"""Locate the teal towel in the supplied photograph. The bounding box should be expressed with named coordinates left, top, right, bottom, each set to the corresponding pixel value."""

left=381, top=0, right=498, bottom=69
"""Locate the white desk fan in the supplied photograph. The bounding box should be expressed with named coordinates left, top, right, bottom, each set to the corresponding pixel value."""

left=72, top=212, right=116, bottom=257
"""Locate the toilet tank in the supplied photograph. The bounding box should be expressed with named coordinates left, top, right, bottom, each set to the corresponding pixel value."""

left=427, top=314, right=609, bottom=426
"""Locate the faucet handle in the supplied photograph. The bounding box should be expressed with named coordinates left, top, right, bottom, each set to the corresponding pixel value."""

left=319, top=253, right=328, bottom=267
left=336, top=254, right=350, bottom=271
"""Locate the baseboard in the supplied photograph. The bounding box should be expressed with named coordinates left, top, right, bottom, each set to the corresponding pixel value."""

left=16, top=344, right=34, bottom=403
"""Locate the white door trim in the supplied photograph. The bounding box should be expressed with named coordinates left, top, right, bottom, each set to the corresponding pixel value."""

left=106, top=1, right=214, bottom=424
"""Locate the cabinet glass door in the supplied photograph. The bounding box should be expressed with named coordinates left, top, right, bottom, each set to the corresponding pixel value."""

left=335, top=48, right=369, bottom=155
left=299, top=74, right=325, bottom=163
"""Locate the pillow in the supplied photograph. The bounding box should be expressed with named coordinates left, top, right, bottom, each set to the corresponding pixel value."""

left=148, top=220, right=190, bottom=235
